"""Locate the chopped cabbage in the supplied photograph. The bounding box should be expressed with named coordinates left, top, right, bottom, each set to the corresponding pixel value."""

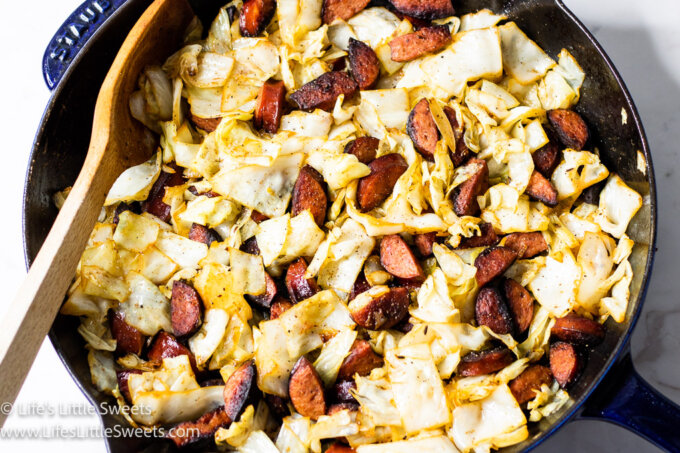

left=593, top=174, right=643, bottom=238
left=188, top=308, right=229, bottom=366
left=212, top=153, right=305, bottom=217
left=313, top=328, right=357, bottom=386
left=499, top=22, right=555, bottom=84
left=449, top=384, right=528, bottom=452
left=529, top=251, right=581, bottom=317
left=119, top=272, right=172, bottom=335
left=387, top=344, right=450, bottom=433
left=105, top=153, right=161, bottom=205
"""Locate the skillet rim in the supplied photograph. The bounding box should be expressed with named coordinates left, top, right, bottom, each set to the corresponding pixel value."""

left=21, top=0, right=659, bottom=451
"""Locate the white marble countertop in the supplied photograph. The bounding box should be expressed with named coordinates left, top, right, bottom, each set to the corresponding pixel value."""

left=0, top=0, right=678, bottom=451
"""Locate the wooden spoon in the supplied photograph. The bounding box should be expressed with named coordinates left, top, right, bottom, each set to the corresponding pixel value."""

left=0, top=0, right=194, bottom=426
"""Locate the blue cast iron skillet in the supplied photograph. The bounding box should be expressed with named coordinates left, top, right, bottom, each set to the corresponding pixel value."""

left=22, top=0, right=680, bottom=451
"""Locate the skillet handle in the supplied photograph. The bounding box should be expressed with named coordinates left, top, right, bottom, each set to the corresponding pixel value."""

left=42, top=0, right=127, bottom=89
left=579, top=352, right=680, bottom=452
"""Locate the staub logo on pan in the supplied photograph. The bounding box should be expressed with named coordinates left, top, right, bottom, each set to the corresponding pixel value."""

left=49, top=0, right=112, bottom=63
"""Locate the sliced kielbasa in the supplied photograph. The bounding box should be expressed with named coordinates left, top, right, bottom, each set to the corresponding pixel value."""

left=509, top=364, right=553, bottom=405
left=547, top=109, right=589, bottom=150
left=348, top=38, right=380, bottom=90
left=458, top=346, right=514, bottom=377
left=356, top=153, right=408, bottom=211
left=474, top=246, right=517, bottom=287
left=239, top=0, right=276, bottom=37
left=453, top=158, right=489, bottom=216
left=223, top=360, right=257, bottom=421
left=550, top=341, right=583, bottom=388
left=171, top=280, right=203, bottom=338
left=525, top=171, right=558, bottom=207
left=475, top=286, right=514, bottom=336
left=388, top=0, right=455, bottom=20
left=254, top=79, right=287, bottom=134
left=291, top=165, right=327, bottom=227
left=285, top=258, right=320, bottom=304
left=348, top=287, right=410, bottom=330
left=380, top=234, right=424, bottom=280
left=503, top=232, right=548, bottom=259
left=337, top=339, right=384, bottom=380
left=502, top=278, right=534, bottom=335
left=289, top=356, right=327, bottom=419
left=344, top=136, right=379, bottom=164
left=551, top=313, right=605, bottom=346
left=290, top=71, right=358, bottom=111
left=389, top=25, right=451, bottom=62
left=110, top=311, right=145, bottom=356
left=457, top=223, right=499, bottom=249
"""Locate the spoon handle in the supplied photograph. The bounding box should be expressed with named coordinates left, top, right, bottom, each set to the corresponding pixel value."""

left=0, top=150, right=118, bottom=426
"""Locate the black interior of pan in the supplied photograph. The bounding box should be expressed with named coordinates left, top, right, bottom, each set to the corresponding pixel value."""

left=22, top=0, right=655, bottom=451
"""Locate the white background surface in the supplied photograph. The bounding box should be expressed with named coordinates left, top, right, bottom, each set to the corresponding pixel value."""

left=0, top=0, right=678, bottom=451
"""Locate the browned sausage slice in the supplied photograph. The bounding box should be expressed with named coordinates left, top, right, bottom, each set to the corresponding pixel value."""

left=285, top=258, right=321, bottom=304
left=348, top=287, right=410, bottom=330
left=147, top=331, right=199, bottom=376
left=453, top=158, right=489, bottom=216
left=349, top=273, right=371, bottom=301
left=241, top=237, right=261, bottom=256
left=251, top=210, right=270, bottom=223
left=171, top=280, right=203, bottom=337
left=223, top=360, right=257, bottom=420
left=525, top=171, right=558, bottom=207
left=389, top=25, right=451, bottom=62
left=116, top=369, right=142, bottom=403
left=331, top=380, right=358, bottom=403
left=142, top=165, right=186, bottom=223
left=292, top=165, right=328, bottom=227
left=166, top=407, right=231, bottom=447
left=356, top=153, right=408, bottom=211
left=289, top=356, right=327, bottom=419
left=380, top=234, right=424, bottom=280
left=188, top=223, right=221, bottom=246
left=322, top=0, right=370, bottom=24
left=474, top=246, right=517, bottom=288
left=290, top=71, right=358, bottom=111
left=388, top=0, right=454, bottom=20
left=458, top=346, right=514, bottom=377
left=110, top=311, right=145, bottom=356
left=239, top=0, right=276, bottom=37
left=547, top=109, right=589, bottom=150
left=348, top=38, right=380, bottom=90
left=407, top=98, right=438, bottom=161
left=475, top=286, right=514, bottom=336
left=457, top=223, right=499, bottom=249
left=190, top=114, right=222, bottom=133
left=551, top=313, right=605, bottom=346
left=246, top=271, right=278, bottom=309
left=326, top=441, right=357, bottom=453
left=443, top=106, right=470, bottom=166
left=503, top=278, right=534, bottom=335
left=254, top=79, right=287, bottom=134
left=509, top=364, right=553, bottom=405
left=337, top=339, right=384, bottom=380
left=550, top=341, right=582, bottom=388
left=503, top=232, right=548, bottom=259
left=532, top=138, right=560, bottom=177
left=414, top=232, right=436, bottom=257
left=344, top=136, right=379, bottom=164
left=270, top=298, right=294, bottom=319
